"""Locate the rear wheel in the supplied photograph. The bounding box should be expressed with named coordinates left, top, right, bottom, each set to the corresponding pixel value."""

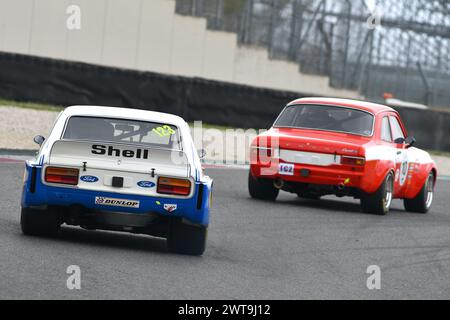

left=360, top=172, right=394, bottom=215
left=21, top=207, right=61, bottom=237
left=248, top=172, right=279, bottom=201
left=167, top=219, right=207, bottom=256
left=404, top=172, right=434, bottom=213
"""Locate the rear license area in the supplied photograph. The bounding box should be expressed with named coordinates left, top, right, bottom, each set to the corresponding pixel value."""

left=77, top=168, right=158, bottom=196
left=279, top=163, right=294, bottom=175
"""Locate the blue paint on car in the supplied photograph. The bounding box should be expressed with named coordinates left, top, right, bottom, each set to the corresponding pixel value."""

left=22, top=165, right=211, bottom=226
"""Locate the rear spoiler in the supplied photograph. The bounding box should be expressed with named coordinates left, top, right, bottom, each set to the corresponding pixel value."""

left=48, top=140, right=191, bottom=178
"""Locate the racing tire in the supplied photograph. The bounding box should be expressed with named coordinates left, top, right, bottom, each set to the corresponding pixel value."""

left=248, top=172, right=279, bottom=201
left=167, top=220, right=207, bottom=256
left=21, top=207, right=61, bottom=237
left=360, top=172, right=394, bottom=216
left=404, top=172, right=434, bottom=214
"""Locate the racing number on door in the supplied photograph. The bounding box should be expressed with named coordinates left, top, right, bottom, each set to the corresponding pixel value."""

left=394, top=150, right=409, bottom=189
left=390, top=115, right=409, bottom=189
left=399, top=159, right=408, bottom=186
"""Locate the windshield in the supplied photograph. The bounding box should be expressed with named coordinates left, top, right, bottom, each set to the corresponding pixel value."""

left=273, top=104, right=374, bottom=136
left=63, top=116, right=182, bottom=149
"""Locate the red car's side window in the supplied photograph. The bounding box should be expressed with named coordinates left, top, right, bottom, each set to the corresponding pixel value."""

left=389, top=116, right=406, bottom=142
left=380, top=116, right=393, bottom=143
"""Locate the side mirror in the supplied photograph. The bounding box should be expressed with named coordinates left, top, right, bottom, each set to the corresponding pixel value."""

left=198, top=149, right=206, bottom=159
left=394, top=137, right=405, bottom=144
left=33, top=135, right=45, bottom=146
left=405, top=136, right=416, bottom=148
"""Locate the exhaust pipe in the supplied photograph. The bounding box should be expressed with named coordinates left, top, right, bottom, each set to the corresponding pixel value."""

left=337, top=183, right=345, bottom=191
left=274, top=178, right=284, bottom=189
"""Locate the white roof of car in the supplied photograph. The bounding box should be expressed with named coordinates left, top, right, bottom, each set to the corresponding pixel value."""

left=37, top=105, right=204, bottom=181
left=63, top=105, right=187, bottom=127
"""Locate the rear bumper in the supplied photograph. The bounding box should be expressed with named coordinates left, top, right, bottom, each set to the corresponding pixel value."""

left=21, top=164, right=211, bottom=226
left=250, top=161, right=367, bottom=191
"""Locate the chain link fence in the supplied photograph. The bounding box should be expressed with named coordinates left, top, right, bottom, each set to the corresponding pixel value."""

left=175, top=0, right=450, bottom=108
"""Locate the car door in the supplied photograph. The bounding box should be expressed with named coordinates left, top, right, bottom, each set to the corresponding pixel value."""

left=378, top=114, right=397, bottom=188
left=388, top=114, right=409, bottom=196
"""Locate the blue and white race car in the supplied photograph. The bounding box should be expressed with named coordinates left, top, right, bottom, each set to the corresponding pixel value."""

left=21, top=106, right=212, bottom=255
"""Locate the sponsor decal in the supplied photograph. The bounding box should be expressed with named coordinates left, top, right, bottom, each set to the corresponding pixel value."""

left=163, top=203, right=177, bottom=213
left=137, top=180, right=156, bottom=188
left=80, top=175, right=99, bottom=183
left=91, top=144, right=150, bottom=159
left=279, top=163, right=294, bottom=176
left=95, top=196, right=140, bottom=208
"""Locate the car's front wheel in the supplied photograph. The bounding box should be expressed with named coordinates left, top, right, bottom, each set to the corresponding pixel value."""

left=248, top=172, right=279, bottom=201
left=21, top=207, right=61, bottom=237
left=360, top=172, right=394, bottom=215
left=167, top=219, right=207, bottom=256
left=404, top=172, right=434, bottom=213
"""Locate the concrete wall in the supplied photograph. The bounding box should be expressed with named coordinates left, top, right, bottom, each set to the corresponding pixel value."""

left=202, top=30, right=237, bottom=81
left=29, top=0, right=69, bottom=58
left=0, top=0, right=35, bottom=54
left=66, top=0, right=106, bottom=64
left=170, top=14, right=206, bottom=77
left=0, top=0, right=358, bottom=98
left=136, top=0, right=175, bottom=73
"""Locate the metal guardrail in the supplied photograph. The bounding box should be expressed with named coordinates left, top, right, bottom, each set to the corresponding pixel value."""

left=175, top=0, right=450, bottom=108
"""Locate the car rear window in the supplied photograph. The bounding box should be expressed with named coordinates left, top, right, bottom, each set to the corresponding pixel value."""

left=274, top=104, right=374, bottom=136
left=62, top=116, right=182, bottom=149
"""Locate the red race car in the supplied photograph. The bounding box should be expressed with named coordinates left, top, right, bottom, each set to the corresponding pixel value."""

left=249, top=97, right=437, bottom=215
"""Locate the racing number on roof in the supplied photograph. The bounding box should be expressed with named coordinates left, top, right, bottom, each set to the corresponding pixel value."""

left=153, top=125, right=176, bottom=137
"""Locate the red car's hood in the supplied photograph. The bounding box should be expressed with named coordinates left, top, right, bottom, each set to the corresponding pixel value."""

left=261, top=128, right=371, bottom=156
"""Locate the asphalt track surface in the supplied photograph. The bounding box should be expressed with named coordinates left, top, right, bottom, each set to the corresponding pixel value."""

left=1, top=161, right=450, bottom=299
